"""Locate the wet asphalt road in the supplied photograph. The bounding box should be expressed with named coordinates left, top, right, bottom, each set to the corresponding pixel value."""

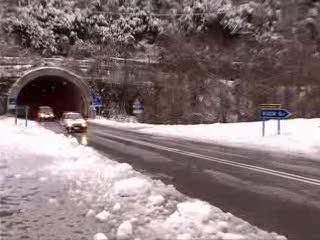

left=49, top=121, right=320, bottom=240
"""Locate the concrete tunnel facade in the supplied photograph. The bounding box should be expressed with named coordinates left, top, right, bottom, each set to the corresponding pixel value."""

left=8, top=67, right=91, bottom=119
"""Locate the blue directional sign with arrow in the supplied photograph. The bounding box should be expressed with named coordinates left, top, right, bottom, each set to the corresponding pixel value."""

left=260, top=108, right=291, bottom=119
left=91, top=96, right=102, bottom=106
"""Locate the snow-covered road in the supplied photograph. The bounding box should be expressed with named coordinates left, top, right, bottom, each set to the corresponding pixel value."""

left=90, top=118, right=320, bottom=159
left=0, top=118, right=286, bottom=240
left=85, top=121, right=320, bottom=240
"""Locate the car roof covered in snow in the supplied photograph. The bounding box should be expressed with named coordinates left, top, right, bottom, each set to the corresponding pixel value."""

left=39, top=106, right=53, bottom=112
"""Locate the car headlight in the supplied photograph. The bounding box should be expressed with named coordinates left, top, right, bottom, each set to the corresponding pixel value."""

left=81, top=122, right=87, bottom=127
left=81, top=136, right=88, bottom=145
left=67, top=122, right=72, bottom=127
left=40, top=113, right=44, bottom=117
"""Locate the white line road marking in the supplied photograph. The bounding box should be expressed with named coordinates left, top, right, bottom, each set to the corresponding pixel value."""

left=90, top=126, right=250, bottom=160
left=95, top=131, right=320, bottom=186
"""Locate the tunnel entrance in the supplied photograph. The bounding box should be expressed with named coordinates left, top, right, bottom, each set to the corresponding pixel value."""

left=8, top=68, right=91, bottom=120
left=17, top=76, right=86, bottom=119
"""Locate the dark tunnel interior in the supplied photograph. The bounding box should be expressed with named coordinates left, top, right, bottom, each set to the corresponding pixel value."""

left=17, top=76, right=86, bottom=120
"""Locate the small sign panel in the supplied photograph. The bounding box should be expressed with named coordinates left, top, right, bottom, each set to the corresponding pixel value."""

left=260, top=109, right=291, bottom=119
left=260, top=104, right=281, bottom=109
left=92, top=96, right=102, bottom=106
left=8, top=97, right=17, bottom=110
left=133, top=99, right=144, bottom=114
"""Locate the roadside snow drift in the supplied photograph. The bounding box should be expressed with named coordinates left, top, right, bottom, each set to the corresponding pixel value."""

left=90, top=118, right=320, bottom=158
left=0, top=118, right=286, bottom=240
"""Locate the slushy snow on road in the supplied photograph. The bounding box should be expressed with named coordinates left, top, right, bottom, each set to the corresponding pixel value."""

left=0, top=118, right=286, bottom=240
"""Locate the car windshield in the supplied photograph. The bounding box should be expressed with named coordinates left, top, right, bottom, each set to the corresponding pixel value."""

left=64, top=113, right=82, bottom=119
left=39, top=107, right=53, bottom=113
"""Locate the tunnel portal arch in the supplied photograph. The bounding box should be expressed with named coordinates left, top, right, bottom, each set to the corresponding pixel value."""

left=8, top=67, right=91, bottom=118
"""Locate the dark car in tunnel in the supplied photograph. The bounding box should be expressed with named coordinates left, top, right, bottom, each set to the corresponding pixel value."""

left=60, top=112, right=87, bottom=133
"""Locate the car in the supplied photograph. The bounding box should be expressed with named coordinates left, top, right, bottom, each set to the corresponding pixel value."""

left=38, top=106, right=55, bottom=121
left=60, top=112, right=87, bottom=133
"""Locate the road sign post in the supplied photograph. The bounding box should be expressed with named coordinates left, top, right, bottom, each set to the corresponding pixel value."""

left=98, top=106, right=101, bottom=119
left=15, top=106, right=18, bottom=125
left=25, top=106, right=29, bottom=127
left=14, top=105, right=29, bottom=127
left=91, top=96, right=103, bottom=119
left=259, top=104, right=291, bottom=136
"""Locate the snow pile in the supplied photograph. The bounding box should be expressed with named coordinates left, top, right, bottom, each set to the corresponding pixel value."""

left=117, top=221, right=133, bottom=240
left=144, top=201, right=286, bottom=240
left=148, top=195, right=165, bottom=206
left=90, top=118, right=320, bottom=158
left=112, top=177, right=151, bottom=197
left=0, top=118, right=287, bottom=240
left=94, top=233, right=108, bottom=240
left=95, top=210, right=110, bottom=222
left=109, top=114, right=138, bottom=123
left=174, top=201, right=212, bottom=223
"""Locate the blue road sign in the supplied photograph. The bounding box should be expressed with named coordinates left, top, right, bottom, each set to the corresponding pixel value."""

left=260, top=109, right=291, bottom=119
left=8, top=97, right=17, bottom=110
left=133, top=99, right=144, bottom=114
left=9, top=97, right=16, bottom=105
left=92, top=96, right=102, bottom=106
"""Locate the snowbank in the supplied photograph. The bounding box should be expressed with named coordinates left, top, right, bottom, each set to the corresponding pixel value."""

left=90, top=118, right=320, bottom=159
left=0, top=118, right=286, bottom=240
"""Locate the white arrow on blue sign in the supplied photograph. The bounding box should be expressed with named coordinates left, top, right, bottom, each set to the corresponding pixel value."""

left=260, top=109, right=291, bottom=119
left=92, top=96, right=102, bottom=106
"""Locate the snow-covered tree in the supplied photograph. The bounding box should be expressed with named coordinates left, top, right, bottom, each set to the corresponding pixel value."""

left=2, top=0, right=280, bottom=55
